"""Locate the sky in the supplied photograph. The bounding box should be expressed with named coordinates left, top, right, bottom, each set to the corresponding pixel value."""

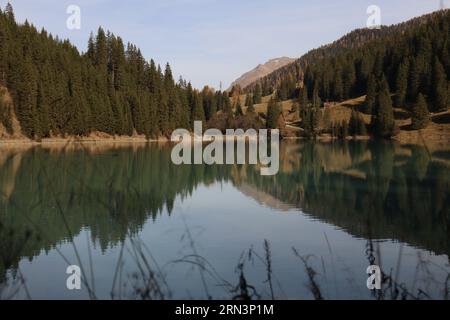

left=4, top=0, right=446, bottom=89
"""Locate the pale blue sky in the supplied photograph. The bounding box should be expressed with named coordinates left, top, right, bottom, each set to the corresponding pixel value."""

left=5, top=0, right=445, bottom=89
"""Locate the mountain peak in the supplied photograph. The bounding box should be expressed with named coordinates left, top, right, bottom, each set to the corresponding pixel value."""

left=228, top=57, right=295, bottom=90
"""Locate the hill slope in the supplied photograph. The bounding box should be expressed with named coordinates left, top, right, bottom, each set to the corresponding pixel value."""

left=229, top=57, right=294, bottom=91
left=244, top=10, right=450, bottom=93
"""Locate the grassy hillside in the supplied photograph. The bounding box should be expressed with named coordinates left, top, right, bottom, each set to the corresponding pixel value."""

left=236, top=93, right=450, bottom=142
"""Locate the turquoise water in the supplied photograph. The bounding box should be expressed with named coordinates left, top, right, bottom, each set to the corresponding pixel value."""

left=0, top=141, right=449, bottom=299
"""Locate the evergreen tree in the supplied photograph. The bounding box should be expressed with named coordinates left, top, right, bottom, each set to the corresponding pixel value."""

left=95, top=27, right=108, bottom=71
left=191, top=93, right=206, bottom=129
left=374, top=77, right=395, bottom=138
left=245, top=94, right=253, bottom=106
left=253, top=83, right=262, bottom=104
left=222, top=93, right=232, bottom=114
left=342, top=62, right=356, bottom=100
left=302, top=106, right=316, bottom=137
left=349, top=109, right=367, bottom=136
left=431, top=57, right=448, bottom=111
left=87, top=32, right=96, bottom=63
left=266, top=98, right=281, bottom=129
left=300, top=86, right=309, bottom=116
left=36, top=82, right=50, bottom=137
left=333, top=64, right=344, bottom=101
left=364, top=75, right=377, bottom=114
left=15, top=58, right=38, bottom=137
left=312, top=81, right=322, bottom=108
left=408, top=57, right=421, bottom=102
left=235, top=99, right=243, bottom=117
left=411, top=93, right=430, bottom=129
left=394, top=60, right=409, bottom=108
left=5, top=2, right=14, bottom=21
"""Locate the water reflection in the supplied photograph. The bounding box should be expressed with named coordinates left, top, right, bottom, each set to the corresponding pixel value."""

left=0, top=141, right=449, bottom=298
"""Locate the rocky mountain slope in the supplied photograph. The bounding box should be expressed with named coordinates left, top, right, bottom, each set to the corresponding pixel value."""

left=228, top=57, right=294, bottom=90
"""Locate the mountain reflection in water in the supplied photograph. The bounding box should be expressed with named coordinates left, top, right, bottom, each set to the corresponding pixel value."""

left=0, top=141, right=449, bottom=299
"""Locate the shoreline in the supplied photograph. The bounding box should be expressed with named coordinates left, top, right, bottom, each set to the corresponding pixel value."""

left=0, top=134, right=447, bottom=146
left=1, top=123, right=449, bottom=148
left=0, top=136, right=167, bottom=146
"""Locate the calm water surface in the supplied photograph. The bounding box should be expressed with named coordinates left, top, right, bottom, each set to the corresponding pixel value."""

left=0, top=141, right=449, bottom=299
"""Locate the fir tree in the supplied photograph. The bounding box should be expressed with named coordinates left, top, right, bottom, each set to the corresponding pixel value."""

left=87, top=32, right=96, bottom=63
left=245, top=94, right=253, bottom=106
left=364, top=75, right=377, bottom=115
left=253, top=83, right=262, bottom=104
left=394, top=60, right=409, bottom=108
left=235, top=99, right=243, bottom=117
left=374, top=77, right=395, bottom=138
left=191, top=93, right=205, bottom=128
left=411, top=93, right=430, bottom=129
left=300, top=86, right=309, bottom=116
left=333, top=65, right=344, bottom=101
left=266, top=98, right=281, bottom=129
left=222, top=93, right=232, bottom=114
left=312, top=81, right=322, bottom=108
left=431, top=57, right=448, bottom=111
left=5, top=2, right=14, bottom=21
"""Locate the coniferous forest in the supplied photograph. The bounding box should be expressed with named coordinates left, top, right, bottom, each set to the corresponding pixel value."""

left=0, top=3, right=234, bottom=139
left=245, top=10, right=450, bottom=138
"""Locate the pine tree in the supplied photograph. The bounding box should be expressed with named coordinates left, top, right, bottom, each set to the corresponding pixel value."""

left=411, top=93, right=430, bottom=129
left=300, top=86, right=309, bottom=116
left=312, top=81, right=322, bottom=108
left=408, top=57, right=421, bottom=102
left=36, top=82, right=50, bottom=137
left=431, top=57, right=448, bottom=112
left=394, top=60, right=409, bottom=108
left=5, top=2, right=14, bottom=22
left=349, top=109, right=367, bottom=136
left=253, top=83, right=262, bottom=104
left=245, top=94, right=253, bottom=106
left=266, top=98, right=281, bottom=129
left=15, top=58, right=38, bottom=137
left=302, top=106, right=315, bottom=137
left=333, top=65, right=344, bottom=101
left=95, top=27, right=108, bottom=71
left=364, top=75, right=376, bottom=114
left=191, top=93, right=206, bottom=129
left=87, top=32, right=96, bottom=63
left=342, top=62, right=356, bottom=100
left=374, top=77, right=395, bottom=138
left=235, top=99, right=243, bottom=117
left=222, top=93, right=232, bottom=114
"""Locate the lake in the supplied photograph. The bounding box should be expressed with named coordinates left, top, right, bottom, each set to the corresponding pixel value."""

left=0, top=140, right=449, bottom=300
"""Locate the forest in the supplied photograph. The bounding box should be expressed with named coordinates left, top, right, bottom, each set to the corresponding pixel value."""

left=0, top=3, right=247, bottom=139
left=246, top=10, right=450, bottom=138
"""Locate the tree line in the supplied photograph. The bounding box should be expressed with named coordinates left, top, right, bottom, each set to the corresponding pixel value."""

left=246, top=10, right=450, bottom=137
left=0, top=3, right=235, bottom=139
